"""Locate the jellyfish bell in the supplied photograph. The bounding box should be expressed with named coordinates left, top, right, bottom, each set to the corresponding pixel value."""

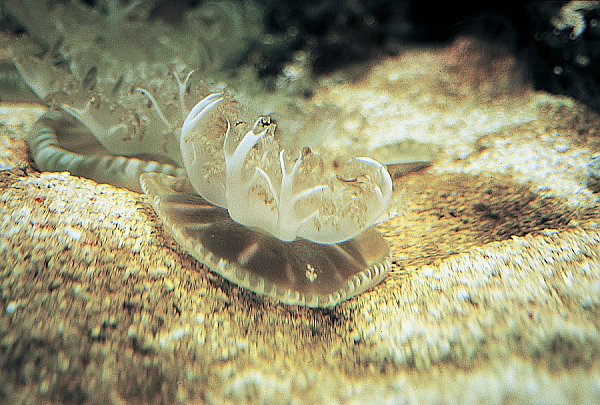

left=140, top=172, right=391, bottom=308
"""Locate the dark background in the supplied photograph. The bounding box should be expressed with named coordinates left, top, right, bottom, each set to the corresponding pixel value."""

left=3, top=0, right=600, bottom=113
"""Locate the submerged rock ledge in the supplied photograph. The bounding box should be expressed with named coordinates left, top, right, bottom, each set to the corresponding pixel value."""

left=1, top=46, right=599, bottom=403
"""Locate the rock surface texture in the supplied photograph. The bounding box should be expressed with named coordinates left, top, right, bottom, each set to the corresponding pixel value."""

left=0, top=39, right=599, bottom=403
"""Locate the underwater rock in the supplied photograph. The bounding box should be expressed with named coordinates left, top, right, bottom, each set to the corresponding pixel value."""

left=1, top=4, right=600, bottom=401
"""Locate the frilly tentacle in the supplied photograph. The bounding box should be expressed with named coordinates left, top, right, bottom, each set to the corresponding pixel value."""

left=180, top=93, right=393, bottom=244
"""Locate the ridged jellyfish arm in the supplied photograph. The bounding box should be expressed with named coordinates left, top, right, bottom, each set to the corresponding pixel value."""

left=180, top=93, right=394, bottom=244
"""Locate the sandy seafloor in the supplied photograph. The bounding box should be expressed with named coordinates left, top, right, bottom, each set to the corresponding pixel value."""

left=0, top=38, right=599, bottom=404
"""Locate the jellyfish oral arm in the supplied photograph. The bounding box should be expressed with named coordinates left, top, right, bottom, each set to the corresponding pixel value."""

left=225, top=124, right=329, bottom=242
left=180, top=93, right=394, bottom=245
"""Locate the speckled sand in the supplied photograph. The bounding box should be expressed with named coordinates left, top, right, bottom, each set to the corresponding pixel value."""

left=0, top=38, right=599, bottom=404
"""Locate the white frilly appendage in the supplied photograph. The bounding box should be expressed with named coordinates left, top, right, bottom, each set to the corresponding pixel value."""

left=180, top=94, right=393, bottom=244
left=179, top=93, right=228, bottom=207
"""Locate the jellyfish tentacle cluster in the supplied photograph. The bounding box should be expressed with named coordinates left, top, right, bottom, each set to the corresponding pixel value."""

left=180, top=94, right=393, bottom=245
